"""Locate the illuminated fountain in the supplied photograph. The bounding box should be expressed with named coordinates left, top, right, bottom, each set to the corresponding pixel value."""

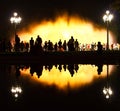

left=11, top=13, right=116, bottom=45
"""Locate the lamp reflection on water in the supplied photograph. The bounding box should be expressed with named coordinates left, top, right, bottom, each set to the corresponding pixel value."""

left=103, top=86, right=113, bottom=99
left=11, top=86, right=22, bottom=98
left=103, top=64, right=113, bottom=99
left=10, top=66, right=23, bottom=100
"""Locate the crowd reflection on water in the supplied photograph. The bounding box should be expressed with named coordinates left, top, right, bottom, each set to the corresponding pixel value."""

left=23, top=63, right=104, bottom=78
left=10, top=63, right=114, bottom=100
left=19, top=64, right=113, bottom=89
left=30, top=64, right=43, bottom=78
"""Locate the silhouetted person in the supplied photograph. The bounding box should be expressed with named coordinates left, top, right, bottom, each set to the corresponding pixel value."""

left=44, top=65, right=48, bottom=70
left=30, top=64, right=43, bottom=78
left=97, top=42, right=103, bottom=53
left=54, top=64, right=58, bottom=69
left=30, top=37, right=34, bottom=52
left=67, top=36, right=75, bottom=51
left=25, top=42, right=29, bottom=52
left=36, top=35, right=42, bottom=46
left=20, top=41, right=24, bottom=52
left=63, top=64, right=67, bottom=71
left=48, top=64, right=53, bottom=71
left=58, top=64, right=62, bottom=72
left=96, top=64, right=103, bottom=75
left=75, top=39, right=79, bottom=51
left=74, top=64, right=79, bottom=73
left=67, top=64, right=75, bottom=77
left=58, top=39, right=62, bottom=51
left=30, top=64, right=35, bottom=76
left=43, top=41, right=48, bottom=51
left=47, top=40, right=53, bottom=51
left=15, top=34, right=20, bottom=52
left=36, top=65, right=43, bottom=78
left=34, top=35, right=43, bottom=53
left=54, top=42, right=58, bottom=51
left=30, top=71, right=34, bottom=76
left=34, top=41, right=43, bottom=54
left=63, top=40, right=67, bottom=51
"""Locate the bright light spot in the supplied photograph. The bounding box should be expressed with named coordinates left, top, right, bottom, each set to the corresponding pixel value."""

left=109, top=87, right=113, bottom=95
left=15, top=93, right=18, bottom=98
left=14, top=12, right=18, bottom=16
left=103, top=86, right=113, bottom=99
left=103, top=88, right=107, bottom=94
left=16, top=87, right=19, bottom=92
left=11, top=86, right=22, bottom=98
left=18, top=88, right=22, bottom=93
left=104, top=10, right=113, bottom=22
left=106, top=94, right=109, bottom=99
left=11, top=87, right=16, bottom=93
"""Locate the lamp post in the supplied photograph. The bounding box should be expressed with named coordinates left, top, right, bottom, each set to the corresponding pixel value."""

left=103, top=65, right=113, bottom=99
left=103, top=10, right=113, bottom=50
left=10, top=12, right=22, bottom=41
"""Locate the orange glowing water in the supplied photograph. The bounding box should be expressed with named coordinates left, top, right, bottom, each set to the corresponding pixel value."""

left=20, top=65, right=113, bottom=91
left=14, top=14, right=116, bottom=44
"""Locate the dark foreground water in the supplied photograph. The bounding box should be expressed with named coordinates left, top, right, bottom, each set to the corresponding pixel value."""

left=1, top=63, right=120, bottom=111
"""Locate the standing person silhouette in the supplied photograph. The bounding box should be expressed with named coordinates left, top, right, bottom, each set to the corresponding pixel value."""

left=15, top=34, right=20, bottom=52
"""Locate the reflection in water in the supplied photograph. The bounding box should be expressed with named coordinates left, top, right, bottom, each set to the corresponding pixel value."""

left=11, top=86, right=22, bottom=98
left=11, top=66, right=23, bottom=100
left=30, top=64, right=43, bottom=78
left=1, top=64, right=120, bottom=111
left=19, top=64, right=113, bottom=90
left=96, top=63, right=103, bottom=75
left=103, top=64, right=113, bottom=99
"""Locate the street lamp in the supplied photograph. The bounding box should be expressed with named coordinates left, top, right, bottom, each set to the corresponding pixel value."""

left=103, top=65, right=113, bottom=99
left=103, top=10, right=113, bottom=50
left=10, top=12, right=22, bottom=40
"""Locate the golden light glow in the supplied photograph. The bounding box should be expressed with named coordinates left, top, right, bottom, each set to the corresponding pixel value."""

left=20, top=65, right=113, bottom=91
left=14, top=13, right=116, bottom=44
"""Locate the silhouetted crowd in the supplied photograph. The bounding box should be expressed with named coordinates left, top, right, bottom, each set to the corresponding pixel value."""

left=0, top=34, right=120, bottom=53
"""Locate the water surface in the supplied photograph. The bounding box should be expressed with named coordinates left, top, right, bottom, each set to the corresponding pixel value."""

left=1, top=64, right=120, bottom=111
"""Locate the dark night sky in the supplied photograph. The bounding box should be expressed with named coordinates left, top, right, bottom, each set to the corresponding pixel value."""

left=0, top=0, right=115, bottom=38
